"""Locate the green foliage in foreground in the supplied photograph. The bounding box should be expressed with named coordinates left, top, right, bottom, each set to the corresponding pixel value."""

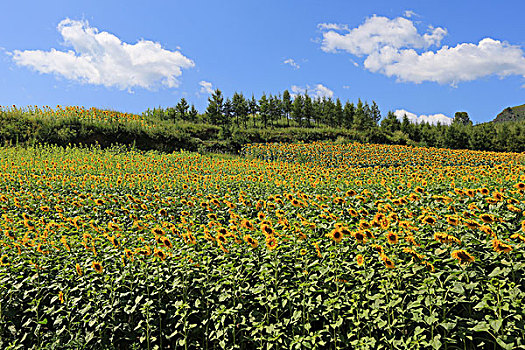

left=0, top=144, right=524, bottom=349
left=3, top=240, right=525, bottom=350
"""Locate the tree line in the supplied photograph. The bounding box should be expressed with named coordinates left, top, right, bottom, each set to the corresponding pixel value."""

left=142, top=89, right=525, bottom=153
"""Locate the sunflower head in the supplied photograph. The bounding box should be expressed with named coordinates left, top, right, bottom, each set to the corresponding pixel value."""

left=244, top=234, right=259, bottom=248
left=356, top=254, right=364, bottom=266
left=386, top=231, right=399, bottom=244
left=451, top=250, right=475, bottom=264
left=265, top=236, right=278, bottom=250
left=92, top=261, right=103, bottom=273
left=479, top=214, right=494, bottom=224
left=492, top=239, right=512, bottom=254
left=328, top=228, right=344, bottom=243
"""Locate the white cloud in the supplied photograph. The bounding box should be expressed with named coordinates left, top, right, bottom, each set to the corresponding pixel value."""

left=317, top=23, right=349, bottom=32
left=319, top=15, right=525, bottom=85
left=11, top=18, right=194, bottom=91
left=199, top=80, right=214, bottom=94
left=403, top=10, right=418, bottom=18
left=290, top=83, right=334, bottom=99
left=284, top=58, right=300, bottom=69
left=320, top=15, right=446, bottom=55
left=394, top=109, right=453, bottom=125
left=365, top=38, right=525, bottom=85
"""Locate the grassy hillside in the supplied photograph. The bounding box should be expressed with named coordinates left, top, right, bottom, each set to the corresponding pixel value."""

left=493, top=104, right=525, bottom=123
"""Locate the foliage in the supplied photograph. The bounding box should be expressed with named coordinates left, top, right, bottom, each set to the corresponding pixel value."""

left=0, top=142, right=524, bottom=349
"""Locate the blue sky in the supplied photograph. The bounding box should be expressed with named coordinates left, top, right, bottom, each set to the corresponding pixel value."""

left=1, top=0, right=524, bottom=124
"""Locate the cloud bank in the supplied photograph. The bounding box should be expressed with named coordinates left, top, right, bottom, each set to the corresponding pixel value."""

left=11, top=18, right=195, bottom=90
left=199, top=81, right=214, bottom=94
left=291, top=84, right=334, bottom=99
left=319, top=15, right=525, bottom=85
left=284, top=58, right=300, bottom=69
left=394, top=109, right=453, bottom=125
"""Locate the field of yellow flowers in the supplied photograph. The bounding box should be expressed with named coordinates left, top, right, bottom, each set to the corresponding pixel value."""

left=0, top=142, right=524, bottom=349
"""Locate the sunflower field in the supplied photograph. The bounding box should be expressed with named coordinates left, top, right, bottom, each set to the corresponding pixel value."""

left=0, top=142, right=524, bottom=349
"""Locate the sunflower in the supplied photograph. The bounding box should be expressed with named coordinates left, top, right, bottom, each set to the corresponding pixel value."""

left=162, top=236, right=173, bottom=249
left=95, top=199, right=105, bottom=205
left=480, top=225, right=496, bottom=237
left=58, top=291, right=64, bottom=304
left=507, top=204, right=522, bottom=213
left=74, top=263, right=82, bottom=276
left=510, top=233, right=525, bottom=243
left=313, top=242, right=322, bottom=258
left=386, top=231, right=399, bottom=245
left=479, top=214, right=495, bottom=224
left=333, top=197, right=345, bottom=204
left=422, top=261, right=435, bottom=272
left=216, top=233, right=227, bottom=244
left=492, top=191, right=504, bottom=201
left=478, top=187, right=490, bottom=195
left=92, top=261, right=103, bottom=273
left=261, top=224, right=275, bottom=237
left=464, top=220, right=481, bottom=230
left=356, top=254, right=364, bottom=266
left=108, top=222, right=120, bottom=231
left=154, top=249, right=167, bottom=260
left=348, top=208, right=358, bottom=217
left=149, top=226, right=164, bottom=236
left=514, top=182, right=525, bottom=190
left=354, top=231, right=366, bottom=244
left=0, top=255, right=9, bottom=266
left=359, top=220, right=371, bottom=230
left=257, top=212, right=266, bottom=221
left=345, top=190, right=357, bottom=197
left=492, top=239, right=512, bottom=253
left=291, top=199, right=302, bottom=207
left=422, top=216, right=437, bottom=225
left=244, top=234, right=259, bottom=248
left=451, top=250, right=475, bottom=264
left=266, top=236, right=278, bottom=250
left=381, top=254, right=395, bottom=269
left=6, top=230, right=16, bottom=240
left=465, top=189, right=475, bottom=197
left=158, top=208, right=168, bottom=217
left=327, top=228, right=344, bottom=243
left=371, top=244, right=384, bottom=254
left=109, top=235, right=119, bottom=248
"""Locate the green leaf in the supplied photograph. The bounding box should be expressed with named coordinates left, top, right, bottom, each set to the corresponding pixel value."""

left=489, top=319, right=503, bottom=333
left=496, top=338, right=513, bottom=350
left=430, top=335, right=442, bottom=350
left=471, top=322, right=490, bottom=332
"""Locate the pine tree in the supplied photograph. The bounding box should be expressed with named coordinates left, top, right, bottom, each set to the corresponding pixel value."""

left=249, top=95, right=258, bottom=127
left=282, top=90, right=292, bottom=127
left=291, top=95, right=304, bottom=126
left=188, top=105, right=198, bottom=122
left=205, top=89, right=224, bottom=126
left=335, top=98, right=344, bottom=127
left=232, top=92, right=248, bottom=127
left=175, top=98, right=189, bottom=121
left=258, top=93, right=270, bottom=128
left=343, top=101, right=355, bottom=128
left=370, top=101, right=381, bottom=125
left=380, top=111, right=401, bottom=133
left=303, top=94, right=313, bottom=127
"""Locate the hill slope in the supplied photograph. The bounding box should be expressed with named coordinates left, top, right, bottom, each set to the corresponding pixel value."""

left=493, top=103, right=525, bottom=123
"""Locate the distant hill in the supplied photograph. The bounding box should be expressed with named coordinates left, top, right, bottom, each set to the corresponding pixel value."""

left=493, top=104, right=525, bottom=123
